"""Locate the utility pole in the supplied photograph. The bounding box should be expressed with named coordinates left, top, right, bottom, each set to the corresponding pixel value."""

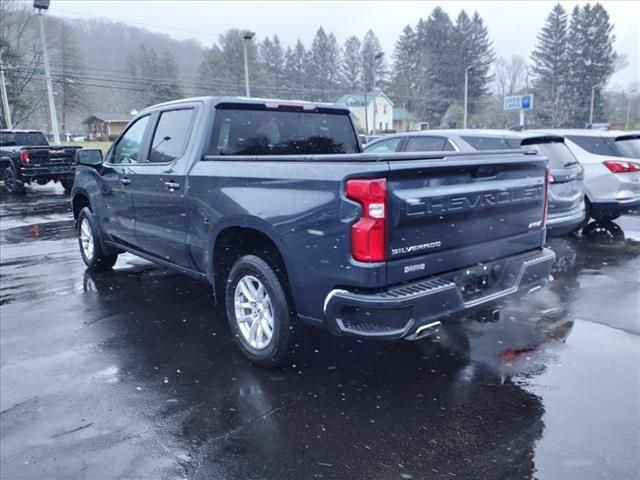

left=463, top=66, right=472, bottom=129
left=371, top=52, right=384, bottom=135
left=35, top=2, right=60, bottom=144
left=0, top=51, right=13, bottom=129
left=242, top=31, right=255, bottom=97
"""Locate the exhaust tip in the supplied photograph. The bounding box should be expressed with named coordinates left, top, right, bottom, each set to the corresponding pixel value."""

left=406, top=321, right=442, bottom=341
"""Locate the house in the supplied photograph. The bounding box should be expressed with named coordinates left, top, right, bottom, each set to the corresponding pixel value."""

left=83, top=113, right=133, bottom=140
left=336, top=90, right=394, bottom=134
left=392, top=106, right=430, bottom=132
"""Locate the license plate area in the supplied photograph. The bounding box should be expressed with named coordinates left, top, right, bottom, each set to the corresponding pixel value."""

left=451, top=263, right=502, bottom=301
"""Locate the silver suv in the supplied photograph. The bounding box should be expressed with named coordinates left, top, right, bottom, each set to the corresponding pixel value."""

left=532, top=130, right=640, bottom=221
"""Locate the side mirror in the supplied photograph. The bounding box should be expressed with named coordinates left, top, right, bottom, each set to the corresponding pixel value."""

left=76, top=149, right=103, bottom=166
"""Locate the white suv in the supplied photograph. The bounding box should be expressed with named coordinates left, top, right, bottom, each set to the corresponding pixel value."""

left=532, top=129, right=640, bottom=221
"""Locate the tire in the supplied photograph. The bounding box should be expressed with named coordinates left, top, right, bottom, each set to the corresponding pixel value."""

left=225, top=254, right=295, bottom=367
left=77, top=207, right=118, bottom=270
left=2, top=165, right=25, bottom=194
left=60, top=177, right=74, bottom=192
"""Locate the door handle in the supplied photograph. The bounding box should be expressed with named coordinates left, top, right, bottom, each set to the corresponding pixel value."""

left=164, top=181, right=181, bottom=191
left=121, top=177, right=131, bottom=186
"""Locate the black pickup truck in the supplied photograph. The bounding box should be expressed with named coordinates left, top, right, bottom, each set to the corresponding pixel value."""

left=0, top=129, right=81, bottom=194
left=71, top=97, right=555, bottom=366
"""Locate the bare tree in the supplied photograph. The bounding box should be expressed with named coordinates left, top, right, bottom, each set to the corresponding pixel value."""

left=494, top=55, right=528, bottom=98
left=0, top=1, right=47, bottom=127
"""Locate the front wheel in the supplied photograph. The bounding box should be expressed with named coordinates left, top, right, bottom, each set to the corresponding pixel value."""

left=225, top=255, right=295, bottom=367
left=77, top=207, right=118, bottom=270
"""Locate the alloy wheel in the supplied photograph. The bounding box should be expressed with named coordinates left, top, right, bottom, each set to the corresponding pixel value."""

left=234, top=275, right=275, bottom=350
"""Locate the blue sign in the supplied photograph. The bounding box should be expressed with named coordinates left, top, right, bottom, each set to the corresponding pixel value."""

left=503, top=94, right=534, bottom=111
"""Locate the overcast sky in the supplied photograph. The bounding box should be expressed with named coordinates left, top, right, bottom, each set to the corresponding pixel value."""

left=48, top=0, right=639, bottom=88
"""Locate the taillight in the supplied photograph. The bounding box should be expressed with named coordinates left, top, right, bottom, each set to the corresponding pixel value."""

left=19, top=149, right=30, bottom=164
left=543, top=167, right=550, bottom=227
left=548, top=173, right=556, bottom=184
left=345, top=178, right=387, bottom=262
left=603, top=160, right=640, bottom=173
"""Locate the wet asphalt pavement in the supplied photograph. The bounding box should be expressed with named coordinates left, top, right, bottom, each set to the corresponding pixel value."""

left=1, top=184, right=639, bottom=480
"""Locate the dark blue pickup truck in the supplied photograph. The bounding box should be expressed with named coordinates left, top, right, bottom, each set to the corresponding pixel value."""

left=71, top=97, right=554, bottom=366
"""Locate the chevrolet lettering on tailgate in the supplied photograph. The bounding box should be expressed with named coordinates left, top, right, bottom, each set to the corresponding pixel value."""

left=407, top=185, right=543, bottom=216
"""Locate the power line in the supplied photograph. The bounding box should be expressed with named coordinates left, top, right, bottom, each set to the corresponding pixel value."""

left=51, top=8, right=220, bottom=40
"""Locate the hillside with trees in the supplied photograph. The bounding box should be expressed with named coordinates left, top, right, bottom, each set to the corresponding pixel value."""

left=0, top=1, right=634, bottom=135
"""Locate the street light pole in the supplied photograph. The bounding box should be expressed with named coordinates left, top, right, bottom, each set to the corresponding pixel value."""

left=242, top=31, right=255, bottom=97
left=37, top=9, right=60, bottom=144
left=463, top=66, right=472, bottom=129
left=589, top=83, right=599, bottom=126
left=625, top=88, right=637, bottom=131
left=371, top=52, right=384, bottom=135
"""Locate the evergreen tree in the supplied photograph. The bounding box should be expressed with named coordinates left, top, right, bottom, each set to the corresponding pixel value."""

left=566, top=3, right=616, bottom=126
left=258, top=35, right=284, bottom=97
left=389, top=25, right=417, bottom=112
left=415, top=8, right=457, bottom=123
left=283, top=40, right=308, bottom=99
left=531, top=4, right=570, bottom=126
left=307, top=27, right=341, bottom=101
left=340, top=36, right=362, bottom=92
left=127, top=45, right=183, bottom=108
left=361, top=30, right=386, bottom=92
left=461, top=11, right=495, bottom=113
left=440, top=103, right=464, bottom=128
left=196, top=29, right=259, bottom=97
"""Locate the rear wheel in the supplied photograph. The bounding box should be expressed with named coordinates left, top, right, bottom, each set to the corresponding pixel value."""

left=77, top=207, right=118, bottom=270
left=2, top=165, right=25, bottom=194
left=225, top=254, right=295, bottom=367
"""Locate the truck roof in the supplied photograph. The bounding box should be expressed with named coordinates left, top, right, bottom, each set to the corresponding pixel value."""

left=141, top=96, right=351, bottom=114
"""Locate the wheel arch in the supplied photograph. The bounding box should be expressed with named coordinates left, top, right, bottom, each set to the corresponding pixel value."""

left=210, top=223, right=296, bottom=312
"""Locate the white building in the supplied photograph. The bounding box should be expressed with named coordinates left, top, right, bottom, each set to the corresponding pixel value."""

left=336, top=90, right=394, bottom=134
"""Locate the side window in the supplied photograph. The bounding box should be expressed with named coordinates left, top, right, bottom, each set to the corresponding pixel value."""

left=111, top=116, right=150, bottom=164
left=405, top=136, right=447, bottom=152
left=365, top=138, right=402, bottom=153
left=148, top=109, right=195, bottom=163
left=461, top=135, right=514, bottom=151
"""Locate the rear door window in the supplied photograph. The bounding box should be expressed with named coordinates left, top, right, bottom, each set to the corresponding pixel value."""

left=148, top=109, right=195, bottom=163
left=566, top=135, right=618, bottom=156
left=365, top=138, right=402, bottom=152
left=405, top=136, right=451, bottom=152
left=461, top=135, right=516, bottom=151
left=209, top=107, right=359, bottom=155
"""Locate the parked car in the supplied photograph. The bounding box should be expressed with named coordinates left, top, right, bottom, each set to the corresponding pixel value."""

left=532, top=129, right=640, bottom=221
left=0, top=129, right=81, bottom=194
left=71, top=97, right=554, bottom=366
left=364, top=130, right=586, bottom=235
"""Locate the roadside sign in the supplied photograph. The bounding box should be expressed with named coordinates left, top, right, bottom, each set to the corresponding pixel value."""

left=503, top=94, right=534, bottom=111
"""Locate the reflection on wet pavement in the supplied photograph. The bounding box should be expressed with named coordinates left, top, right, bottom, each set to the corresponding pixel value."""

left=1, top=190, right=639, bottom=480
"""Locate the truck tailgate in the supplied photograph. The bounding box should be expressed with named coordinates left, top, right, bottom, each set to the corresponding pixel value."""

left=24, top=146, right=79, bottom=165
left=385, top=151, right=547, bottom=285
